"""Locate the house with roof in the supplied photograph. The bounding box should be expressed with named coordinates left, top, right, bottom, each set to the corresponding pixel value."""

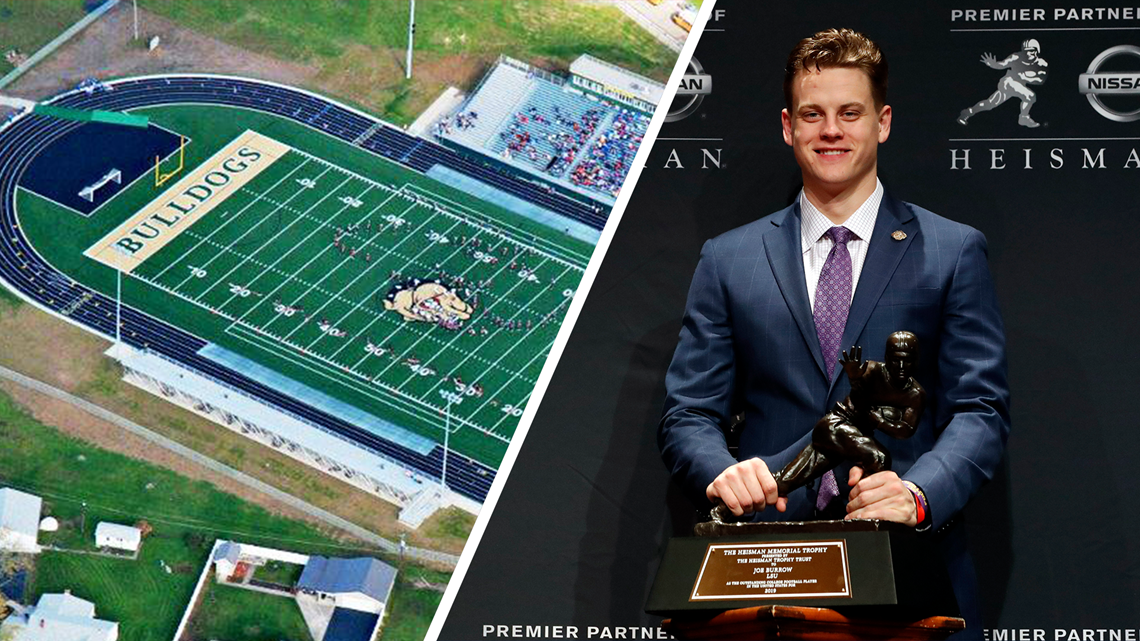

left=296, top=556, right=397, bottom=641
left=0, top=488, right=42, bottom=554
left=0, top=590, right=119, bottom=641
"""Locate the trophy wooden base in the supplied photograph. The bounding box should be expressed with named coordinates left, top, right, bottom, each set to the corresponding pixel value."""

left=646, top=519, right=963, bottom=639
left=662, top=604, right=965, bottom=640
left=647, top=519, right=957, bottom=613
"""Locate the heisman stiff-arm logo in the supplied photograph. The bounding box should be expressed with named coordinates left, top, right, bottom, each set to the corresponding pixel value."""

left=958, top=39, right=1049, bottom=128
left=383, top=278, right=472, bottom=330
left=1079, top=45, right=1140, bottom=122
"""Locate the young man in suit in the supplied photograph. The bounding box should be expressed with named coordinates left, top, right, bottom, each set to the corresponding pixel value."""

left=658, top=28, right=1010, bottom=638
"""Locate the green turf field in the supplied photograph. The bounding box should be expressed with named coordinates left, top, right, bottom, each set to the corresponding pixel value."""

left=17, top=103, right=594, bottom=469
left=0, top=388, right=449, bottom=641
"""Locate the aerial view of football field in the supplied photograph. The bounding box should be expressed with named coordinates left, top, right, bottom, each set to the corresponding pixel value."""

left=18, top=100, right=588, bottom=468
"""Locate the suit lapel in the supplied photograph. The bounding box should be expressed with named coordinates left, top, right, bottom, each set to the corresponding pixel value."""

left=830, top=193, right=917, bottom=394
left=763, top=203, right=827, bottom=379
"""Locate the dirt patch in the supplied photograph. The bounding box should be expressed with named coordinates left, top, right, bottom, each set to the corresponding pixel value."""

left=8, top=4, right=318, bottom=101
left=312, top=45, right=490, bottom=121
left=0, top=305, right=106, bottom=393
left=4, top=3, right=482, bottom=126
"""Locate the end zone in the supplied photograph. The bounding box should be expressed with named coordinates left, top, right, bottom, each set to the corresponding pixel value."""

left=18, top=121, right=183, bottom=217
left=84, top=130, right=291, bottom=273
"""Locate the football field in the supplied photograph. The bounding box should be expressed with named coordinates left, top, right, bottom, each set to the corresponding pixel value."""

left=16, top=103, right=593, bottom=469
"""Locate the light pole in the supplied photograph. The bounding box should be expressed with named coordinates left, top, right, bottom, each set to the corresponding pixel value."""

left=405, top=0, right=416, bottom=80
left=132, top=0, right=139, bottom=41
left=115, top=266, right=122, bottom=345
left=442, top=397, right=451, bottom=488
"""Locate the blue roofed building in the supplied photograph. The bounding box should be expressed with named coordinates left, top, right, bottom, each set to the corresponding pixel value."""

left=296, top=556, right=397, bottom=641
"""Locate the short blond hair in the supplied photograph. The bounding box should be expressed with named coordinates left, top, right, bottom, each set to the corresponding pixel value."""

left=784, top=28, right=888, bottom=111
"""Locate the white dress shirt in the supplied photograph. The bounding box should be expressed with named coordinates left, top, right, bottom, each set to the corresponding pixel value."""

left=801, top=179, right=883, bottom=311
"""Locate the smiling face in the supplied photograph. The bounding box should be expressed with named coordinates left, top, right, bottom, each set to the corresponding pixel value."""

left=781, top=66, right=892, bottom=204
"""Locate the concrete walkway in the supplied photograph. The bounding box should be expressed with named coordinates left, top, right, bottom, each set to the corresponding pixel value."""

left=0, top=364, right=460, bottom=568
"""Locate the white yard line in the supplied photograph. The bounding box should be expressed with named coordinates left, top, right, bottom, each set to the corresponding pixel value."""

left=469, top=328, right=568, bottom=423
left=327, top=222, right=501, bottom=365
left=403, top=183, right=592, bottom=267
left=284, top=200, right=439, bottom=345
left=254, top=193, right=407, bottom=336
left=213, top=184, right=377, bottom=315
left=401, top=257, right=557, bottom=393
left=335, top=230, right=510, bottom=367
left=225, top=322, right=503, bottom=439
left=487, top=387, right=532, bottom=435
left=321, top=202, right=462, bottom=362
left=418, top=262, right=568, bottom=398
left=308, top=216, right=465, bottom=356
left=223, top=323, right=457, bottom=429
left=153, top=156, right=310, bottom=281
left=191, top=171, right=348, bottom=303
left=169, top=166, right=334, bottom=293
left=363, top=238, right=525, bottom=380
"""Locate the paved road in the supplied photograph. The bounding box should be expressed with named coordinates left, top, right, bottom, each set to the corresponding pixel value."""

left=0, top=363, right=460, bottom=569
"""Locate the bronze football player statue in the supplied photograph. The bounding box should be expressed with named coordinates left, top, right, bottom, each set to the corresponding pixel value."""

left=772, top=331, right=927, bottom=497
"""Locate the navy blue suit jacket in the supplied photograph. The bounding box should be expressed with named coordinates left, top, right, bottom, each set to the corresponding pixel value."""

left=659, top=194, right=1010, bottom=631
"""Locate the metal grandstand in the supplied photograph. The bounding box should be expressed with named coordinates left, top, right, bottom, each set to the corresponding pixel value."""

left=432, top=55, right=654, bottom=207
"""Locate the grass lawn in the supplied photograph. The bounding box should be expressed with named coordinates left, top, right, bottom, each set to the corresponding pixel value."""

left=423, top=507, right=476, bottom=541
left=0, top=284, right=20, bottom=307
left=189, top=580, right=312, bottom=641
left=0, top=0, right=87, bottom=74
left=0, top=388, right=449, bottom=641
left=138, top=0, right=677, bottom=124
left=379, top=564, right=450, bottom=641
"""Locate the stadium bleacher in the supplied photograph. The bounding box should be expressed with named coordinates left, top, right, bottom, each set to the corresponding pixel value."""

left=434, top=58, right=651, bottom=204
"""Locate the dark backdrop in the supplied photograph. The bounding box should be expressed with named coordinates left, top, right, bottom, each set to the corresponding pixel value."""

left=440, top=2, right=1140, bottom=638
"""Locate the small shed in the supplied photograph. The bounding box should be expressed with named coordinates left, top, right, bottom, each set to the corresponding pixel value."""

left=94, top=522, right=142, bottom=553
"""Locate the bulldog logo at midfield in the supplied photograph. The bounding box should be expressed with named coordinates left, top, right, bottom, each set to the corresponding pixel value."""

left=383, top=278, right=473, bottom=330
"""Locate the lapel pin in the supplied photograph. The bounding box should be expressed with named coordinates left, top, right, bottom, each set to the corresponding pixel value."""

left=891, top=230, right=907, bottom=241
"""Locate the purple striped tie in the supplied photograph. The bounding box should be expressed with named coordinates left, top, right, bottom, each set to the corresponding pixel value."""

left=814, top=226, right=856, bottom=511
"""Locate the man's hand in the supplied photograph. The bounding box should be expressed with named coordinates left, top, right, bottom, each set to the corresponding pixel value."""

left=981, top=52, right=1001, bottom=68
left=706, top=458, right=788, bottom=517
left=845, top=468, right=918, bottom=526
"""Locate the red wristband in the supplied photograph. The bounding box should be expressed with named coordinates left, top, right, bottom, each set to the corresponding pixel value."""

left=901, top=480, right=928, bottom=526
